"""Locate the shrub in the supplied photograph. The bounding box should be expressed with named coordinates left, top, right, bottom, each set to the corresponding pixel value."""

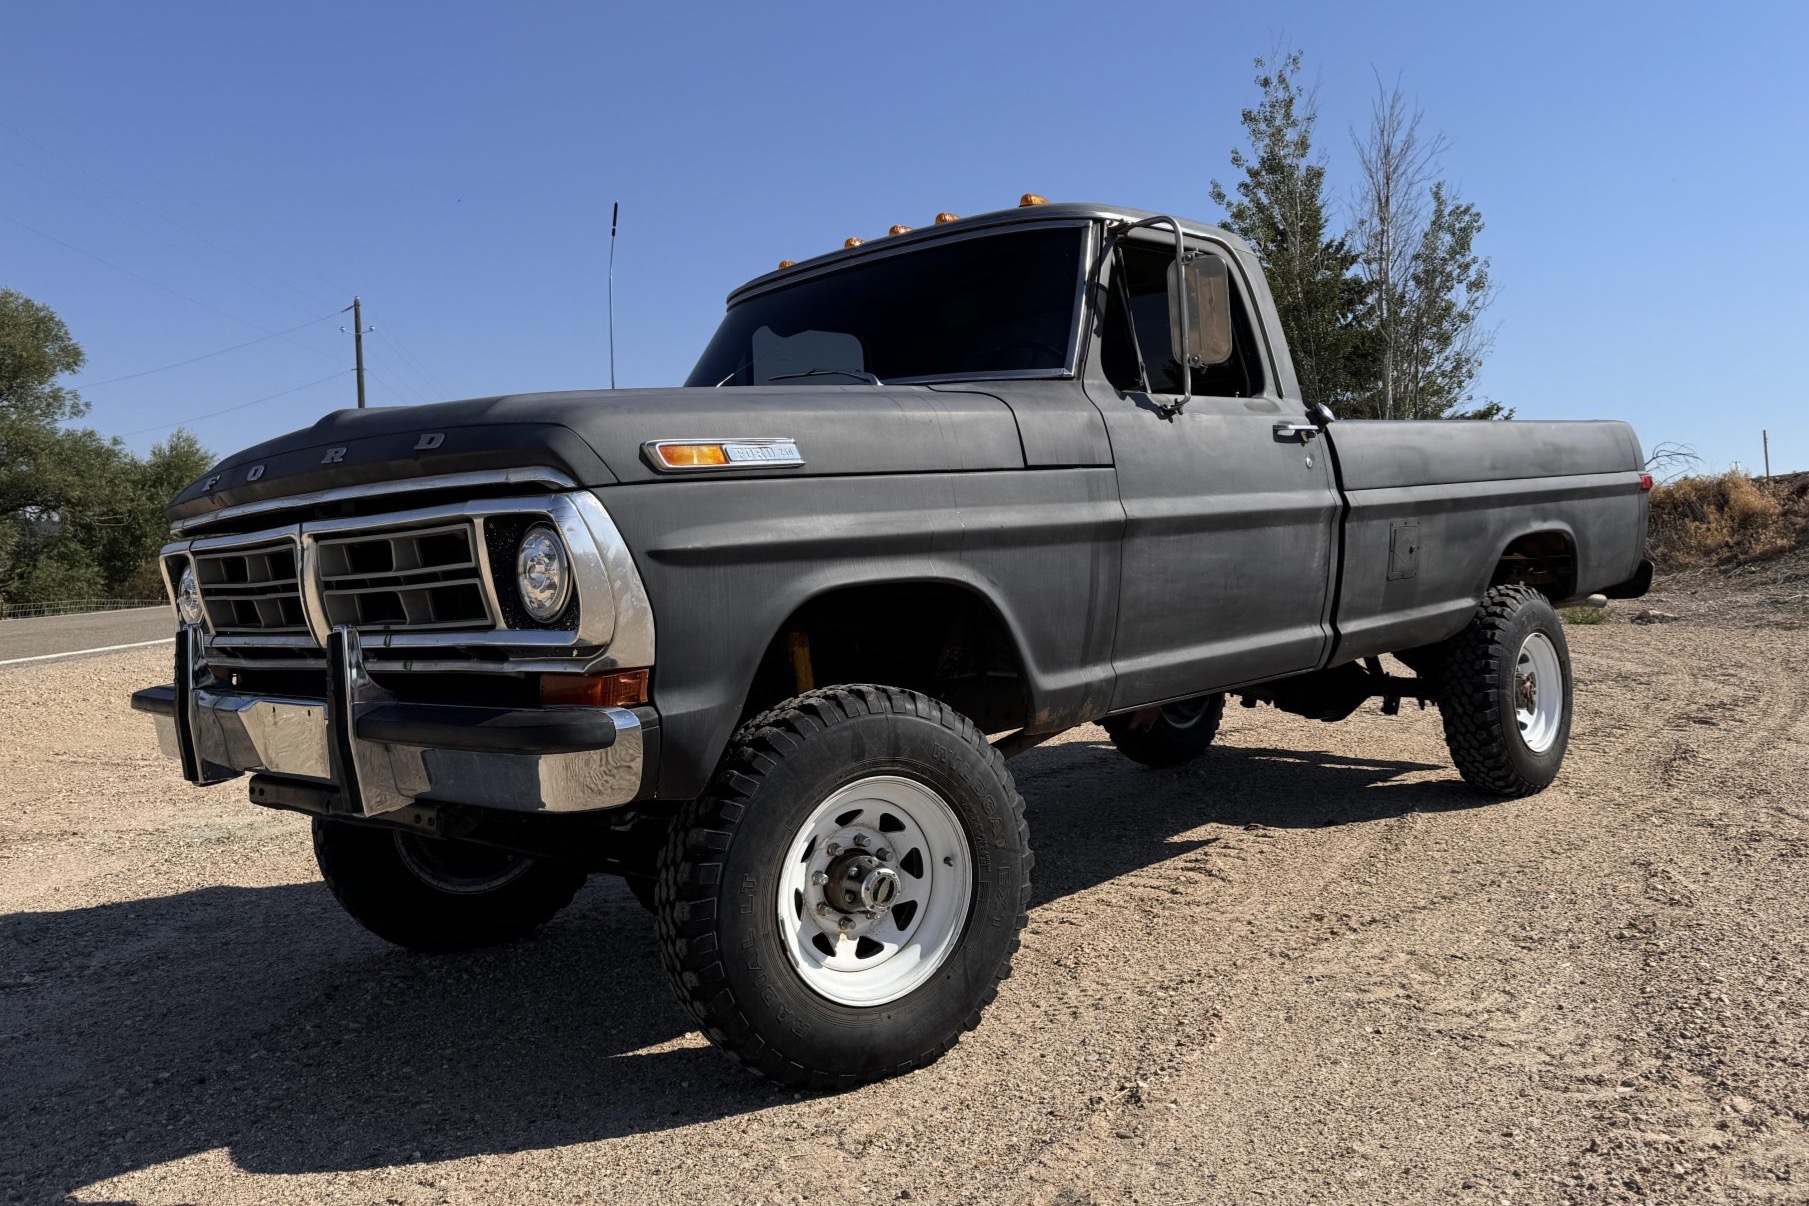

left=1646, top=471, right=1798, bottom=569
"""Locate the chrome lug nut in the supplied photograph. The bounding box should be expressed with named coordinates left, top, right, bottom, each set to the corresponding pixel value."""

left=852, top=834, right=871, bottom=849
left=824, top=841, right=841, bottom=857
left=836, top=916, right=853, bottom=932
left=815, top=901, right=833, bottom=917
left=874, top=847, right=892, bottom=862
left=810, top=871, right=828, bottom=886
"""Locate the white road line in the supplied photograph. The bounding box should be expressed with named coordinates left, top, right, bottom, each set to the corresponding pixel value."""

left=0, top=637, right=174, bottom=668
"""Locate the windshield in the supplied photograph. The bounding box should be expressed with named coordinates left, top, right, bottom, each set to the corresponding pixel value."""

left=687, top=225, right=1085, bottom=387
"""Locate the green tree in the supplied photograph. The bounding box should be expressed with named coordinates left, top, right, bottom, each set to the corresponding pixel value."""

left=1210, top=51, right=1371, bottom=410
left=0, top=287, right=211, bottom=607
left=1349, top=82, right=1505, bottom=419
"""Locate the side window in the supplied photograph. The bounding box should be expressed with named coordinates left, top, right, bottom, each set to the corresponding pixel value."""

left=1101, top=242, right=1266, bottom=398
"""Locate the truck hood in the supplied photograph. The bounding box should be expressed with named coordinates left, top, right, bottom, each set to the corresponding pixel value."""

left=168, top=384, right=1024, bottom=522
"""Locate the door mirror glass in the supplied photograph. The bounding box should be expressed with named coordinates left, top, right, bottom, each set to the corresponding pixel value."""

left=1167, top=253, right=1232, bottom=368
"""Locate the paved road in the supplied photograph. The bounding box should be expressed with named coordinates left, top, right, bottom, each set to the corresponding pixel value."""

left=0, top=606, right=172, bottom=664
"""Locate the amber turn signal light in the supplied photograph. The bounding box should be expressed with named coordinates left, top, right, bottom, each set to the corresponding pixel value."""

left=539, top=668, right=649, bottom=708
left=652, top=442, right=729, bottom=468
left=1019, top=193, right=1047, bottom=207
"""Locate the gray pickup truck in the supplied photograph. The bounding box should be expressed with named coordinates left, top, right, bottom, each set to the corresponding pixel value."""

left=132, top=199, right=1652, bottom=1087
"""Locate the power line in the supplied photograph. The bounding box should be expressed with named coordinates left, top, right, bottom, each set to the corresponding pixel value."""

left=0, top=123, right=340, bottom=313
left=0, top=146, right=326, bottom=319
left=77, top=313, right=340, bottom=388
left=116, top=369, right=352, bottom=438
left=372, top=326, right=449, bottom=398
left=0, top=210, right=342, bottom=365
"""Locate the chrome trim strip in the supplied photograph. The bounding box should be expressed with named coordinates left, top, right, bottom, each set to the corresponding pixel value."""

left=171, top=467, right=580, bottom=536
left=569, top=490, right=656, bottom=667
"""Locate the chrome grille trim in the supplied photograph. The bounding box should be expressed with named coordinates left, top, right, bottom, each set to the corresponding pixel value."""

left=191, top=538, right=307, bottom=635
left=169, top=467, right=580, bottom=537
left=315, top=522, right=494, bottom=631
left=158, top=491, right=655, bottom=676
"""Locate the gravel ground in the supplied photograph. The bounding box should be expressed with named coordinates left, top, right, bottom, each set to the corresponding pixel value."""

left=2, top=601, right=1806, bottom=1205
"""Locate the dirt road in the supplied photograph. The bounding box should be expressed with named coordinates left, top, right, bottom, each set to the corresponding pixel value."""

left=2, top=610, right=1805, bottom=1205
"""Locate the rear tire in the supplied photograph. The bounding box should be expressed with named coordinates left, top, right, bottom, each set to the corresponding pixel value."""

left=1102, top=694, right=1226, bottom=767
left=656, top=685, right=1032, bottom=1089
left=313, top=819, right=586, bottom=952
left=1439, top=585, right=1573, bottom=797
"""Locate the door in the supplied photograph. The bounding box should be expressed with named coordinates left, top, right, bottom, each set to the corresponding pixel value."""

left=1087, top=231, right=1341, bottom=710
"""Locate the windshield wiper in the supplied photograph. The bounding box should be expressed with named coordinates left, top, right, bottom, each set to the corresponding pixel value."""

left=766, top=368, right=885, bottom=387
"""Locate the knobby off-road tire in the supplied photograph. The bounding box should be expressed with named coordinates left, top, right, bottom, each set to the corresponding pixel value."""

left=1102, top=694, right=1226, bottom=768
left=1439, top=584, right=1574, bottom=797
left=313, top=818, right=586, bottom=953
left=656, top=685, right=1032, bottom=1089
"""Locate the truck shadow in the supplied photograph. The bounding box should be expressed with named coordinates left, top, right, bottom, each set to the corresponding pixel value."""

left=3, top=739, right=1486, bottom=1196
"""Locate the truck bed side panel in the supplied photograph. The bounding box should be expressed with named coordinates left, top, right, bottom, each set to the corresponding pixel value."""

left=603, top=469, right=1123, bottom=800
left=1327, top=419, right=1648, bottom=662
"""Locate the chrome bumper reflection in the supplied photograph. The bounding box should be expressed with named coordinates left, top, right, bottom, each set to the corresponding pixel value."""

left=138, top=626, right=644, bottom=816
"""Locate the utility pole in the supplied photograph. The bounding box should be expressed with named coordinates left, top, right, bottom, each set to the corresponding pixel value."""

left=1763, top=429, right=1771, bottom=478
left=342, top=296, right=369, bottom=408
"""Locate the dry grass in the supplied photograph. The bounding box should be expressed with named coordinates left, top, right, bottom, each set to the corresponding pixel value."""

left=1646, top=470, right=1809, bottom=569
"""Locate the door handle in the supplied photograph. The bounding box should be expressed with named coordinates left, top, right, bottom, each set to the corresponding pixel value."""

left=1273, top=423, right=1319, bottom=442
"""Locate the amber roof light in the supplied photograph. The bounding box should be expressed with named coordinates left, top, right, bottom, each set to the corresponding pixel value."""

left=889, top=224, right=912, bottom=236
left=934, top=212, right=960, bottom=224
left=778, top=260, right=796, bottom=269
left=1019, top=193, right=1047, bottom=207
left=843, top=236, right=864, bottom=248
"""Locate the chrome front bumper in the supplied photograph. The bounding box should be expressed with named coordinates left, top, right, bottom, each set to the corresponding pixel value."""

left=133, top=626, right=646, bottom=816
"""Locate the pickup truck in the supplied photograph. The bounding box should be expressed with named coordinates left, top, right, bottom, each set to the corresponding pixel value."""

left=132, top=198, right=1653, bottom=1088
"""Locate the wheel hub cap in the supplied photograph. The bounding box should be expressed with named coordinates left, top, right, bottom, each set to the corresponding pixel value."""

left=824, top=853, right=902, bottom=914
left=777, top=775, right=974, bottom=1008
left=1513, top=632, right=1564, bottom=754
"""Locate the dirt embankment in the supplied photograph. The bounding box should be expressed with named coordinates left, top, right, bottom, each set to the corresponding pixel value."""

left=2, top=607, right=1807, bottom=1205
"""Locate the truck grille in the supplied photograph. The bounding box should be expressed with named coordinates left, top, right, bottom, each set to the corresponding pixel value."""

left=315, top=523, right=492, bottom=631
left=193, top=540, right=308, bottom=634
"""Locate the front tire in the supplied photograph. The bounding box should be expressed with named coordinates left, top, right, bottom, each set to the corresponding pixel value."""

left=656, top=685, right=1032, bottom=1089
left=1102, top=694, right=1226, bottom=767
left=1439, top=584, right=1573, bottom=796
left=313, top=819, right=586, bottom=952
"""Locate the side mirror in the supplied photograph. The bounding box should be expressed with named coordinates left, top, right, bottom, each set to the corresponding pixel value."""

left=1167, top=254, right=1233, bottom=369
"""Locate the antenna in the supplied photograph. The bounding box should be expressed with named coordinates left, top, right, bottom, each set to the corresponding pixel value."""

left=608, top=201, right=619, bottom=389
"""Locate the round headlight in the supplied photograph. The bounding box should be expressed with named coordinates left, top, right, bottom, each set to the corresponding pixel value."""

left=515, top=524, right=572, bottom=622
left=176, top=563, right=205, bottom=626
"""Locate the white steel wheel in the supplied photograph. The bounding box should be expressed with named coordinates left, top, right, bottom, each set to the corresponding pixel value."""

left=776, top=774, right=973, bottom=1008
left=1514, top=631, right=1564, bottom=753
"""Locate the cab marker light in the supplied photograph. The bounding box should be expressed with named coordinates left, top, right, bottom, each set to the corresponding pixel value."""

left=778, top=259, right=796, bottom=268
left=1019, top=193, right=1047, bottom=206
left=934, top=212, right=960, bottom=224
left=844, top=236, right=864, bottom=248
left=645, top=438, right=805, bottom=471
left=889, top=224, right=912, bottom=235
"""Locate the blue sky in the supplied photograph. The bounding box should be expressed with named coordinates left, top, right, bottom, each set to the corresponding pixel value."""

left=3, top=1, right=1804, bottom=474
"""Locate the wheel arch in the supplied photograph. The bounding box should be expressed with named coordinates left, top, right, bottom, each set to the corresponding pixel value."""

left=737, top=574, right=1041, bottom=738
left=1486, top=525, right=1580, bottom=603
